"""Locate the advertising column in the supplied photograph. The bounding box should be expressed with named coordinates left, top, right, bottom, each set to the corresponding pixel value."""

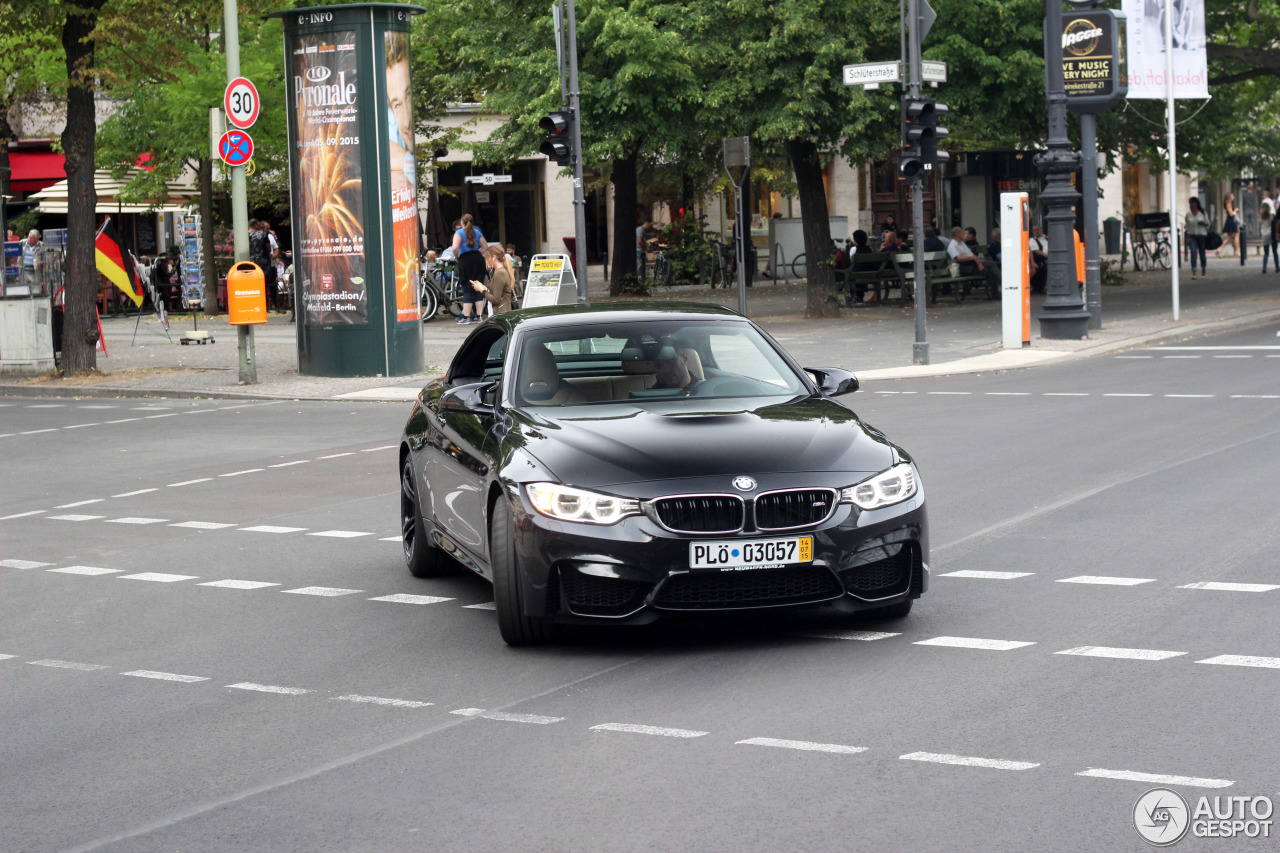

left=273, top=4, right=424, bottom=377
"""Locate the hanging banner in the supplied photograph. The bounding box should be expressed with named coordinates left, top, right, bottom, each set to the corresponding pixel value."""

left=290, top=29, right=368, bottom=325
left=385, top=28, right=420, bottom=323
left=1120, top=0, right=1209, bottom=99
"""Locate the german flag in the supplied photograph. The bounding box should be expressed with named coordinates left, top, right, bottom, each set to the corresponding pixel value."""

left=95, top=219, right=143, bottom=307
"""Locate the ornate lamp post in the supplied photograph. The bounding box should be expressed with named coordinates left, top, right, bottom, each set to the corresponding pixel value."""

left=1036, top=0, right=1092, bottom=339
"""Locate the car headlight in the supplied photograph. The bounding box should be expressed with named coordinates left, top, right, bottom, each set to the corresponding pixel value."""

left=526, top=483, right=641, bottom=525
left=841, top=463, right=918, bottom=510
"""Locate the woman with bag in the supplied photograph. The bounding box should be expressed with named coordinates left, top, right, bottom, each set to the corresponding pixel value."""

left=1219, top=193, right=1239, bottom=257
left=451, top=213, right=489, bottom=324
left=1185, top=197, right=1211, bottom=278
left=470, top=244, right=517, bottom=315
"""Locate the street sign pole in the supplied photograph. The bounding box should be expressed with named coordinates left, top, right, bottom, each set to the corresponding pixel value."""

left=566, top=0, right=589, bottom=304
left=223, top=0, right=255, bottom=383
left=907, top=0, right=928, bottom=365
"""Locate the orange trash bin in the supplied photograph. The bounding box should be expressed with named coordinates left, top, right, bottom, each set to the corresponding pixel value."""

left=227, top=262, right=267, bottom=325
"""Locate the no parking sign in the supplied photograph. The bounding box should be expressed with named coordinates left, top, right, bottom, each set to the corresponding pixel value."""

left=218, top=130, right=254, bottom=168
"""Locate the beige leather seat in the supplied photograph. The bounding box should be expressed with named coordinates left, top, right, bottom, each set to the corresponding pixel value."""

left=520, top=344, right=587, bottom=406
left=681, top=348, right=705, bottom=380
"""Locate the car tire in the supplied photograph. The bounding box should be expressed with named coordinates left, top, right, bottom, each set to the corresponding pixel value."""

left=490, top=498, right=552, bottom=646
left=879, top=598, right=913, bottom=619
left=401, top=457, right=450, bottom=578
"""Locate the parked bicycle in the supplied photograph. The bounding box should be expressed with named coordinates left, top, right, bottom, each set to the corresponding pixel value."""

left=419, top=261, right=464, bottom=321
left=1131, top=227, right=1171, bottom=272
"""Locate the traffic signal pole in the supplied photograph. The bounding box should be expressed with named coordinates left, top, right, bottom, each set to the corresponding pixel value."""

left=566, top=0, right=589, bottom=304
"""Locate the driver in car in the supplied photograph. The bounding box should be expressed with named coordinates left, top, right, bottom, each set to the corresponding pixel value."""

left=654, top=347, right=700, bottom=396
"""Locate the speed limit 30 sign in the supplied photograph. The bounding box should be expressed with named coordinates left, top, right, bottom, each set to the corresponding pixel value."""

left=224, top=77, right=260, bottom=129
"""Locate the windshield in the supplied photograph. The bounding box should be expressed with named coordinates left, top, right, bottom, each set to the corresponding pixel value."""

left=512, top=319, right=809, bottom=407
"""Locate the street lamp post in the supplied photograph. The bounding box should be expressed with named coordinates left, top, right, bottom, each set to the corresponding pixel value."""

left=1036, top=0, right=1092, bottom=340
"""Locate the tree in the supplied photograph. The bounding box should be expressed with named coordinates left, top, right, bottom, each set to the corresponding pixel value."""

left=0, top=3, right=61, bottom=222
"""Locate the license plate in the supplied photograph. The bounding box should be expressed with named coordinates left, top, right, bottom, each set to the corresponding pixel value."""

left=689, top=536, right=813, bottom=570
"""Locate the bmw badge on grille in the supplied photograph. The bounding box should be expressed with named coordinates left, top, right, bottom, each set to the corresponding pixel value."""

left=732, top=476, right=756, bottom=492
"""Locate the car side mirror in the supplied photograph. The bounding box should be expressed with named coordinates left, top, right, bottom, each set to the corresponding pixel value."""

left=807, top=367, right=859, bottom=397
left=439, top=381, right=498, bottom=415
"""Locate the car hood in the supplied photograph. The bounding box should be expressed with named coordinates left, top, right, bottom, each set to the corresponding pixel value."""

left=508, top=395, right=897, bottom=491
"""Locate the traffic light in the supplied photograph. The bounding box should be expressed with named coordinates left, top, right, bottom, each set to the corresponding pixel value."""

left=901, top=96, right=949, bottom=175
left=539, top=110, right=574, bottom=167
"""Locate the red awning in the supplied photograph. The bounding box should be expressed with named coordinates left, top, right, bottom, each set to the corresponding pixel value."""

left=9, top=151, right=67, bottom=193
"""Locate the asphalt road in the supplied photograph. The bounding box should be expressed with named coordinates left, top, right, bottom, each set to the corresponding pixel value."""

left=2, top=320, right=1278, bottom=852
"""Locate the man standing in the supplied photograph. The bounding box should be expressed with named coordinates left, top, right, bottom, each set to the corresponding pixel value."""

left=1028, top=224, right=1048, bottom=293
left=636, top=218, right=650, bottom=278
left=19, top=229, right=43, bottom=293
left=1261, top=189, right=1276, bottom=272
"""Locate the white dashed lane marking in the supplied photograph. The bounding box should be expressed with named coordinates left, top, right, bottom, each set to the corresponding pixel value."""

left=0, top=559, right=50, bottom=569
left=48, top=566, right=122, bottom=576
left=54, top=499, right=104, bottom=509
left=1056, top=646, right=1186, bottom=661
left=334, top=695, right=433, bottom=708
left=28, top=659, right=108, bottom=671
left=121, top=670, right=209, bottom=683
left=282, top=586, right=362, bottom=597
left=938, top=570, right=1034, bottom=580
left=591, top=723, right=709, bottom=738
left=47, top=514, right=103, bottom=522
left=900, top=752, right=1039, bottom=771
left=167, top=479, right=212, bottom=487
left=1076, top=769, right=1233, bottom=788
left=452, top=708, right=564, bottom=725
left=240, top=525, right=308, bottom=534
left=118, top=572, right=198, bottom=583
left=368, top=594, right=454, bottom=605
left=1104, top=393, right=1153, bottom=397
left=226, top=682, right=311, bottom=695
left=802, top=630, right=900, bottom=642
left=219, top=469, right=263, bottom=477
left=170, top=521, right=236, bottom=530
left=105, top=517, right=169, bottom=525
left=113, top=489, right=157, bottom=497
left=1195, top=655, right=1280, bottom=669
left=737, top=738, right=868, bottom=755
left=269, top=461, right=309, bottom=468
left=317, top=453, right=354, bottom=459
left=914, top=637, right=1036, bottom=651
left=1180, top=582, right=1280, bottom=593
left=198, top=580, right=280, bottom=590
left=0, top=510, right=44, bottom=520
left=1044, top=392, right=1088, bottom=396
left=1057, top=575, right=1155, bottom=586
left=463, top=602, right=497, bottom=610
left=308, top=530, right=373, bottom=538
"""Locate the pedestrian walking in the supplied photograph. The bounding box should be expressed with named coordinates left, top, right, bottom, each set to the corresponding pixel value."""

left=1185, top=197, right=1210, bottom=278
left=18, top=229, right=43, bottom=291
left=1219, top=192, right=1239, bottom=257
left=1261, top=190, right=1277, bottom=272
left=451, top=213, right=488, bottom=324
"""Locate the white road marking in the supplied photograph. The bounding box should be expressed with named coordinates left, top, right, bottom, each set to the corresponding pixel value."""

left=170, top=521, right=236, bottom=530
left=590, top=723, right=708, bottom=738
left=927, top=391, right=971, bottom=395
left=78, top=405, right=118, bottom=409
left=914, top=636, right=1036, bottom=651
left=362, top=445, right=397, bottom=452
left=21, top=429, right=59, bottom=434
left=463, top=602, right=496, bottom=610
left=1044, top=392, right=1089, bottom=396
left=0, top=559, right=50, bottom=569
left=167, top=478, right=212, bottom=487
left=1115, top=355, right=1152, bottom=359
left=1213, top=355, right=1252, bottom=359
left=1103, top=393, right=1153, bottom=397
left=1, top=510, right=45, bottom=520
left=199, top=580, right=280, bottom=590
left=451, top=708, right=564, bottom=724
left=118, top=572, right=198, bottom=583
left=65, top=423, right=101, bottom=429
left=1076, top=768, right=1233, bottom=788
left=121, top=670, right=209, bottom=683
left=1195, top=655, right=1280, bottom=669
left=803, top=630, right=901, bottom=641
left=1165, top=394, right=1214, bottom=398
left=334, top=694, right=433, bottom=708
left=219, top=469, right=264, bottom=477
left=379, top=536, right=401, bottom=542
left=240, top=525, right=307, bottom=534
left=226, top=682, right=311, bottom=695
left=938, top=570, right=1034, bottom=579
left=47, top=514, right=104, bottom=521
left=106, top=517, right=169, bottom=525
left=1057, top=575, right=1155, bottom=586
left=369, top=594, right=454, bottom=605
left=145, top=414, right=179, bottom=420
left=29, top=659, right=108, bottom=671
left=900, top=752, right=1039, bottom=771
left=1162, top=355, right=1200, bottom=359
left=737, top=737, right=868, bottom=754
left=282, top=586, right=362, bottom=597
left=1231, top=394, right=1280, bottom=399
left=1056, top=646, right=1186, bottom=661
left=985, top=392, right=1031, bottom=395
left=1180, top=581, right=1280, bottom=593
left=318, top=452, right=355, bottom=459
left=307, top=530, right=373, bottom=538
left=1148, top=345, right=1280, bottom=351
left=104, top=418, right=140, bottom=424
left=27, top=404, right=65, bottom=408
left=269, top=460, right=309, bottom=468
left=54, top=499, right=104, bottom=508
left=0, top=654, right=16, bottom=660
left=49, top=566, right=122, bottom=576
left=113, top=489, right=157, bottom=497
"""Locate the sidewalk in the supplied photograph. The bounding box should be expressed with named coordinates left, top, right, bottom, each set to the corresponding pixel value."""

left=3, top=253, right=1278, bottom=402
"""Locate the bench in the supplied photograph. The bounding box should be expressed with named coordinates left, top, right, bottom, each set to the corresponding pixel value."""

left=835, top=252, right=902, bottom=304
left=925, top=249, right=995, bottom=304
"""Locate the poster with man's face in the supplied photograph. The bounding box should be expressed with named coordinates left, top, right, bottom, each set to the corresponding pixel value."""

left=386, top=29, right=420, bottom=323
left=290, top=31, right=368, bottom=325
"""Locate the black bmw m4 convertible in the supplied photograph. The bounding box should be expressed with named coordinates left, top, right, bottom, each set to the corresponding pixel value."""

left=399, top=303, right=927, bottom=645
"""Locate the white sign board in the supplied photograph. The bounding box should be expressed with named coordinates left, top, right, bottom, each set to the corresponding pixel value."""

left=522, top=255, right=577, bottom=308
left=922, top=61, right=947, bottom=83
left=224, top=77, right=260, bottom=129
left=1121, top=0, right=1208, bottom=99
left=843, top=62, right=901, bottom=87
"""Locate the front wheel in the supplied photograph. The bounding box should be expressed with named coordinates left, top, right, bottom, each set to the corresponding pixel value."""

left=790, top=254, right=807, bottom=280
left=419, top=283, right=440, bottom=323
left=1132, top=244, right=1150, bottom=272
left=1154, top=241, right=1171, bottom=269
left=401, top=457, right=451, bottom=578
left=652, top=255, right=673, bottom=289
left=490, top=498, right=553, bottom=646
